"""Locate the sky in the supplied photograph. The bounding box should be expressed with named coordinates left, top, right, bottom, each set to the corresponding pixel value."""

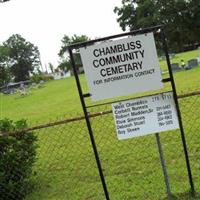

left=0, top=0, right=123, bottom=70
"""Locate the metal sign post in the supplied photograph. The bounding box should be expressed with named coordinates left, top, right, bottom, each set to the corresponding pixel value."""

left=160, top=28, right=195, bottom=196
left=68, top=49, right=110, bottom=200
left=156, top=133, right=172, bottom=196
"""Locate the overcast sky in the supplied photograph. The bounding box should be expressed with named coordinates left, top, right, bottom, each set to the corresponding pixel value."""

left=0, top=0, right=123, bottom=69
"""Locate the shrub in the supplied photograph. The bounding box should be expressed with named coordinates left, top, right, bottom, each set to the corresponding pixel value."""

left=31, top=74, right=54, bottom=84
left=0, top=119, right=37, bottom=200
left=42, top=74, right=54, bottom=82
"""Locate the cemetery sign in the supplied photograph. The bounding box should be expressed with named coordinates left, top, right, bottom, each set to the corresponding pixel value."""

left=80, top=32, right=163, bottom=101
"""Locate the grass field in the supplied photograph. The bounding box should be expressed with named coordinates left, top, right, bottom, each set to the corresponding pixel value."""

left=24, top=93, right=200, bottom=200
left=1, top=49, right=200, bottom=125
left=1, top=49, right=200, bottom=200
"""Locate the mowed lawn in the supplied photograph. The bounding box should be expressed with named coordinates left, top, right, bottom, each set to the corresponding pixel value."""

left=1, top=76, right=86, bottom=125
left=1, top=49, right=200, bottom=125
left=1, top=49, right=200, bottom=200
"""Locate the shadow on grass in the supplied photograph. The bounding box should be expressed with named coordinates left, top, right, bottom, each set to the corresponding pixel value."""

left=162, top=191, right=200, bottom=200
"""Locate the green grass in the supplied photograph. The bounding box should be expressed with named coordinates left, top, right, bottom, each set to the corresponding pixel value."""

left=0, top=76, right=86, bottom=125
left=0, top=49, right=200, bottom=200
left=1, top=49, right=200, bottom=123
left=24, top=108, right=200, bottom=200
left=1, top=64, right=200, bottom=125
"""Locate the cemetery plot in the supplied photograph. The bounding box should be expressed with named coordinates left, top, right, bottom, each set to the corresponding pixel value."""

left=171, top=63, right=181, bottom=72
left=188, top=59, right=198, bottom=68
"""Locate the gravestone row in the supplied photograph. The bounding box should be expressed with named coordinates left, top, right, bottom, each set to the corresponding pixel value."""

left=171, top=57, right=200, bottom=73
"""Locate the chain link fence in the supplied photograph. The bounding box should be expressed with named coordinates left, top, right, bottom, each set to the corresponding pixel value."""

left=0, top=91, right=200, bottom=200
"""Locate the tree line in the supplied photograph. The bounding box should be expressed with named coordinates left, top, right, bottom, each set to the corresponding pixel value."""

left=1, top=0, right=199, bottom=86
left=0, top=34, right=41, bottom=86
left=0, top=34, right=89, bottom=86
left=114, top=0, right=200, bottom=52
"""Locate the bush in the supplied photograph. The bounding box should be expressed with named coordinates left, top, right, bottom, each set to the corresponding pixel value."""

left=0, top=119, right=37, bottom=200
left=31, top=74, right=54, bottom=84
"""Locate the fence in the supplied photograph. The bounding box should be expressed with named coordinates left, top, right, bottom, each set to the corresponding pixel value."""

left=0, top=91, right=200, bottom=200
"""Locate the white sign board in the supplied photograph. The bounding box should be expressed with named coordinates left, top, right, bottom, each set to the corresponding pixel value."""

left=80, top=32, right=163, bottom=101
left=112, top=92, right=179, bottom=140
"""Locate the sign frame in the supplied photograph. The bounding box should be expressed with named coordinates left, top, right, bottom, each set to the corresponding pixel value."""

left=67, top=25, right=195, bottom=199
left=79, top=32, right=163, bottom=101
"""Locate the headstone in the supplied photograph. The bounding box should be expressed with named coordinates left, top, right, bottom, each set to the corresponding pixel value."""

left=39, top=80, right=45, bottom=84
left=38, top=80, right=45, bottom=88
left=161, top=56, right=166, bottom=60
left=171, top=63, right=181, bottom=72
left=188, top=59, right=198, bottom=68
left=2, top=88, right=15, bottom=94
left=196, top=56, right=200, bottom=63
left=19, top=83, right=24, bottom=90
left=169, top=53, right=176, bottom=59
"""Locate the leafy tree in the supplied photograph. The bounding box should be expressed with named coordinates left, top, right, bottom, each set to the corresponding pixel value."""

left=48, top=62, right=54, bottom=74
left=0, top=45, right=11, bottom=86
left=3, top=34, right=41, bottom=82
left=0, top=118, right=37, bottom=200
left=114, top=0, right=200, bottom=52
left=57, top=60, right=71, bottom=73
left=58, top=34, right=90, bottom=74
left=0, top=67, right=11, bottom=86
left=59, top=34, right=90, bottom=57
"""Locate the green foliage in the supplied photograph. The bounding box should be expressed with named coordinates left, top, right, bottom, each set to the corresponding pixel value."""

left=0, top=45, right=10, bottom=63
left=3, top=34, right=41, bottom=82
left=114, top=0, right=200, bottom=52
left=0, top=45, right=11, bottom=86
left=57, top=60, right=71, bottom=73
left=0, top=66, right=11, bottom=86
left=48, top=63, right=54, bottom=74
left=0, top=119, right=37, bottom=200
left=58, top=34, right=90, bottom=57
left=58, top=34, right=90, bottom=74
left=30, top=73, right=54, bottom=84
